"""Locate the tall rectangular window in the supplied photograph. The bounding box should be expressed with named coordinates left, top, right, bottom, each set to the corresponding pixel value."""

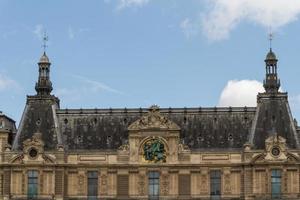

left=117, top=175, right=129, bottom=197
left=178, top=174, right=191, bottom=196
left=210, top=170, right=221, bottom=200
left=28, top=170, right=38, bottom=199
left=149, top=171, right=160, bottom=200
left=87, top=171, right=98, bottom=200
left=271, top=169, right=281, bottom=199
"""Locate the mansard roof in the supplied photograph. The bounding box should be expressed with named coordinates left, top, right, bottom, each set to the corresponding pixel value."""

left=55, top=106, right=256, bottom=151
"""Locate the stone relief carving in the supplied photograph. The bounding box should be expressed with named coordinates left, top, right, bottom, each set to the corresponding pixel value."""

left=8, top=132, right=56, bottom=164
left=224, top=173, right=232, bottom=194
left=128, top=105, right=180, bottom=131
left=265, top=134, right=287, bottom=160
left=78, top=174, right=84, bottom=194
left=200, top=171, right=208, bottom=194
left=137, top=174, right=146, bottom=195
left=100, top=174, right=108, bottom=195
left=23, top=132, right=45, bottom=154
left=200, top=175, right=207, bottom=192
left=118, top=144, right=129, bottom=151
left=161, top=174, right=169, bottom=195
left=251, top=134, right=300, bottom=164
left=178, top=143, right=190, bottom=152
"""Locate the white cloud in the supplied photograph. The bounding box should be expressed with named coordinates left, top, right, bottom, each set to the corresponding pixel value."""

left=117, top=0, right=149, bottom=10
left=202, top=0, right=300, bottom=40
left=33, top=24, right=44, bottom=40
left=180, top=18, right=199, bottom=39
left=0, top=74, right=19, bottom=91
left=67, top=27, right=90, bottom=40
left=218, top=80, right=264, bottom=107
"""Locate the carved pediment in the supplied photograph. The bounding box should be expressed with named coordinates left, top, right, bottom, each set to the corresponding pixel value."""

left=265, top=134, right=286, bottom=150
left=251, top=135, right=300, bottom=164
left=128, top=105, right=180, bottom=131
left=264, top=134, right=287, bottom=161
left=23, top=132, right=45, bottom=154
left=10, top=132, right=56, bottom=164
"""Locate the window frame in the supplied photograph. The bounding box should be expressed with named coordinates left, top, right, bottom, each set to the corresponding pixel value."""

left=87, top=171, right=98, bottom=200
left=271, top=169, right=282, bottom=199
left=148, top=171, right=160, bottom=200
left=210, top=170, right=222, bottom=200
left=27, top=170, right=38, bottom=199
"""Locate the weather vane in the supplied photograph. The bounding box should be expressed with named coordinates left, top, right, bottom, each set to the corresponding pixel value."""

left=42, top=31, right=48, bottom=52
left=268, top=27, right=273, bottom=50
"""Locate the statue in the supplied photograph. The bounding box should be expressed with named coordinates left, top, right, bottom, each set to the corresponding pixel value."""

left=143, top=138, right=166, bottom=163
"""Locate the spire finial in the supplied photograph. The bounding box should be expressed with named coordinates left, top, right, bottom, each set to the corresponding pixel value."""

left=268, top=28, right=273, bottom=51
left=42, top=31, right=48, bottom=53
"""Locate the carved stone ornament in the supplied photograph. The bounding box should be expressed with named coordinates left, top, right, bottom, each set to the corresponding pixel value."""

left=251, top=134, right=300, bottom=164
left=118, top=144, right=129, bottom=151
left=178, top=143, right=190, bottom=152
left=78, top=174, right=85, bottom=194
left=23, top=132, right=45, bottom=155
left=137, top=174, right=146, bottom=195
left=12, top=132, right=55, bottom=164
left=161, top=174, right=169, bottom=195
left=264, top=134, right=287, bottom=161
left=100, top=174, right=108, bottom=195
left=128, top=105, right=180, bottom=131
left=101, top=174, right=108, bottom=186
left=243, top=142, right=252, bottom=151
left=200, top=174, right=208, bottom=193
left=224, top=173, right=232, bottom=194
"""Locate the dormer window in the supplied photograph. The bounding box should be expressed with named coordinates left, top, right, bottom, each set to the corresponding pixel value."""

left=0, top=120, right=4, bottom=129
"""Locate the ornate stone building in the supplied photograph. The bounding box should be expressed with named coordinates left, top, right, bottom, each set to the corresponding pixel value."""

left=0, top=48, right=300, bottom=200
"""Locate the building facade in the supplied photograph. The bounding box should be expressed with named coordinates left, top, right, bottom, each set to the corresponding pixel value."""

left=0, top=49, right=300, bottom=200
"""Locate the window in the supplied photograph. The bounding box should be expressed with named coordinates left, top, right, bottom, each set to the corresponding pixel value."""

left=87, top=171, right=98, bottom=200
left=117, top=175, right=129, bottom=197
left=178, top=174, right=191, bottom=196
left=210, top=170, right=221, bottom=200
left=271, top=169, right=281, bottom=199
left=149, top=171, right=160, bottom=200
left=0, top=120, right=4, bottom=129
left=28, top=170, right=38, bottom=199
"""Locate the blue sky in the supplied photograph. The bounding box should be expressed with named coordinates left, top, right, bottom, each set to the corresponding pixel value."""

left=1, top=0, right=300, bottom=125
